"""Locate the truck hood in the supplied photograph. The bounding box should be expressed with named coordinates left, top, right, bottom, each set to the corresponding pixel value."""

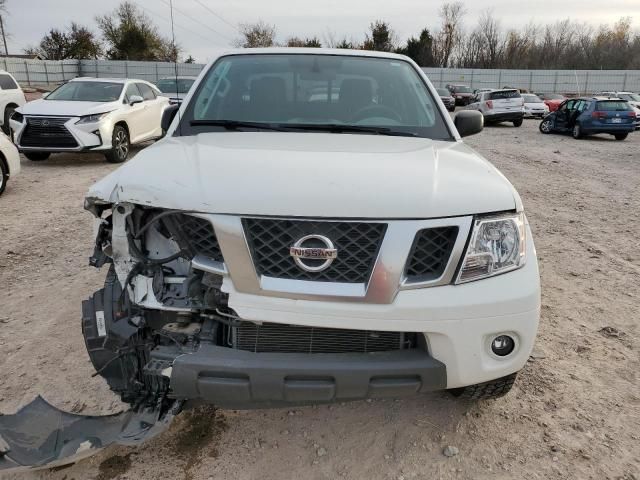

left=87, top=132, right=519, bottom=218
left=18, top=99, right=120, bottom=117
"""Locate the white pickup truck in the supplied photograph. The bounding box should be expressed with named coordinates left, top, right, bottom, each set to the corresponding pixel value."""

left=0, top=49, right=541, bottom=471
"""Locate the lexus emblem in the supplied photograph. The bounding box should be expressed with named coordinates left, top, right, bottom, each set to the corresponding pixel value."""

left=289, top=234, right=338, bottom=272
left=42, top=119, right=50, bottom=126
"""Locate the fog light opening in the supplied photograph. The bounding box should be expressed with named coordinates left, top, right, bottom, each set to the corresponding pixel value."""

left=491, top=335, right=515, bottom=357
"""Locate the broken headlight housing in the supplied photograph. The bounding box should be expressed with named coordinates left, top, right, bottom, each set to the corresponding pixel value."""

left=456, top=212, right=526, bottom=283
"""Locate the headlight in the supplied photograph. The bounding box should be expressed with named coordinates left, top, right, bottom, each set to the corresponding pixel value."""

left=11, top=111, right=23, bottom=123
left=456, top=212, right=526, bottom=283
left=76, top=112, right=111, bottom=124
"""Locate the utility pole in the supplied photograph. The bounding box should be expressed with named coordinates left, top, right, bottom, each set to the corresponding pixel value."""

left=0, top=15, right=7, bottom=56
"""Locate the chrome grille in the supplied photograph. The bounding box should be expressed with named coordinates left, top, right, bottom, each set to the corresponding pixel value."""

left=405, top=227, right=458, bottom=282
left=242, top=218, right=386, bottom=283
left=21, top=117, right=78, bottom=148
left=231, top=322, right=416, bottom=354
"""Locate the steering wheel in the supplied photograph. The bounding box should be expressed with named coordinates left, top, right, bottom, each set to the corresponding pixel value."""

left=352, top=104, right=402, bottom=123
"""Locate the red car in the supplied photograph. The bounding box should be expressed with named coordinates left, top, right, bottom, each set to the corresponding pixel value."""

left=539, top=93, right=566, bottom=112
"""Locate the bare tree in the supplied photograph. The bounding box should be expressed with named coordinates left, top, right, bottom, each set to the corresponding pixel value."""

left=433, top=2, right=465, bottom=67
left=235, top=21, right=276, bottom=48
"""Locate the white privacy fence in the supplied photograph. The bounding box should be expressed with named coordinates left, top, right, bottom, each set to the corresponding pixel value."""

left=2, top=57, right=640, bottom=94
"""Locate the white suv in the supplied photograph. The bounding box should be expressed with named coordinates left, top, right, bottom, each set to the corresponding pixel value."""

left=466, top=89, right=525, bottom=126
left=0, top=70, right=26, bottom=136
left=0, top=49, right=541, bottom=471
left=10, top=77, right=169, bottom=163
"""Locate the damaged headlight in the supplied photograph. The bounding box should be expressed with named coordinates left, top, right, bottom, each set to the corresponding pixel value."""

left=456, top=212, right=526, bottom=283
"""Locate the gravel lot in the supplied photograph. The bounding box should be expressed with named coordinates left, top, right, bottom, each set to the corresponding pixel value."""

left=1, top=119, right=638, bottom=480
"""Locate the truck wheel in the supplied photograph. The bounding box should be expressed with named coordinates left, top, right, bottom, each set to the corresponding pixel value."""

left=614, top=133, right=628, bottom=141
left=24, top=152, right=50, bottom=161
left=513, top=118, right=523, bottom=127
left=572, top=125, right=583, bottom=139
left=104, top=125, right=130, bottom=163
left=449, top=372, right=518, bottom=400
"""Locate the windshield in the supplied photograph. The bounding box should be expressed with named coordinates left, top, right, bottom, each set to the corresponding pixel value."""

left=180, top=54, right=452, bottom=140
left=617, top=93, right=640, bottom=102
left=489, top=90, right=521, bottom=100
left=450, top=85, right=471, bottom=93
left=436, top=88, right=450, bottom=96
left=522, top=94, right=543, bottom=103
left=157, top=78, right=196, bottom=94
left=46, top=81, right=123, bottom=102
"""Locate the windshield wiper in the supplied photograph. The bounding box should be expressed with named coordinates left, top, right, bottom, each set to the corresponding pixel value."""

left=280, top=123, right=419, bottom=137
left=189, top=119, right=289, bottom=131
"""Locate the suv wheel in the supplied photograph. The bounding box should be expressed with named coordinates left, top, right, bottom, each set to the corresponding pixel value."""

left=105, top=125, right=130, bottom=163
left=2, top=106, right=15, bottom=137
left=0, top=159, right=7, bottom=196
left=513, top=118, right=523, bottom=127
left=572, top=125, right=582, bottom=139
left=449, top=372, right=518, bottom=400
left=24, top=152, right=51, bottom=161
left=614, top=133, right=628, bottom=141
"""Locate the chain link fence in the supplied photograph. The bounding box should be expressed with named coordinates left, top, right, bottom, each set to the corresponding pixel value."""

left=2, top=57, right=639, bottom=94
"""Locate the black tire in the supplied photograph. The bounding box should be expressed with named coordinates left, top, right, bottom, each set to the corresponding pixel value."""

left=2, top=105, right=15, bottom=137
left=539, top=119, right=553, bottom=134
left=449, top=372, right=518, bottom=400
left=0, top=158, right=7, bottom=196
left=513, top=118, right=523, bottom=127
left=24, top=152, right=50, bottom=161
left=448, top=106, right=455, bottom=112
left=572, top=124, right=582, bottom=139
left=104, top=124, right=130, bottom=163
left=614, top=133, right=628, bottom=141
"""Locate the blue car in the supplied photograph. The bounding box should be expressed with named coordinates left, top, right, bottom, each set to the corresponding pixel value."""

left=539, top=97, right=636, bottom=140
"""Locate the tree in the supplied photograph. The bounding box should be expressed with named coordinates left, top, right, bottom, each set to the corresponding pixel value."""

left=184, top=55, right=196, bottom=63
left=362, top=20, right=397, bottom=52
left=24, top=23, right=102, bottom=59
left=398, top=29, right=434, bottom=66
left=285, top=36, right=322, bottom=47
left=433, top=2, right=465, bottom=67
left=96, top=2, right=180, bottom=61
left=235, top=21, right=276, bottom=48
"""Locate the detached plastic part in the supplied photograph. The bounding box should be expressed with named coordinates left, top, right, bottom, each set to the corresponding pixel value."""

left=0, top=396, right=180, bottom=473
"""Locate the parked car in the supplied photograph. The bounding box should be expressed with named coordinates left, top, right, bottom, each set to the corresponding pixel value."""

left=436, top=87, right=455, bottom=111
left=522, top=94, right=549, bottom=118
left=446, top=83, right=474, bottom=105
left=10, top=77, right=169, bottom=163
left=1, top=49, right=541, bottom=470
left=0, top=131, right=20, bottom=196
left=538, top=93, right=565, bottom=112
left=0, top=70, right=26, bottom=136
left=156, top=76, right=198, bottom=104
left=596, top=91, right=640, bottom=129
left=465, top=88, right=524, bottom=126
left=539, top=97, right=636, bottom=140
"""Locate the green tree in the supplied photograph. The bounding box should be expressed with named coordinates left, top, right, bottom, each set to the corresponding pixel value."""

left=398, top=29, right=434, bottom=66
left=362, top=20, right=396, bottom=52
left=96, top=2, right=180, bottom=61
left=25, top=23, right=102, bottom=59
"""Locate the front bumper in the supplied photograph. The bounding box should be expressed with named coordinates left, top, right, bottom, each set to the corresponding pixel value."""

left=10, top=116, right=114, bottom=153
left=168, top=345, right=446, bottom=408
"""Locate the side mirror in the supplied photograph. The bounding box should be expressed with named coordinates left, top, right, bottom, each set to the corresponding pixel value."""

left=161, top=104, right=180, bottom=132
left=129, top=95, right=144, bottom=105
left=454, top=110, right=483, bottom=137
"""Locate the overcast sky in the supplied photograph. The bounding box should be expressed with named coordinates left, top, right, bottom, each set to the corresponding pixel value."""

left=6, top=0, right=640, bottom=62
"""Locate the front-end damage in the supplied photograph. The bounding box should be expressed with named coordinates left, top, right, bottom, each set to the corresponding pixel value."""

left=1, top=200, right=235, bottom=472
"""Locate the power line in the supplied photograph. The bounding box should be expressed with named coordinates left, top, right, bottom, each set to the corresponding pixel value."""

left=190, top=0, right=240, bottom=34
left=158, top=0, right=234, bottom=42
left=133, top=1, right=217, bottom=45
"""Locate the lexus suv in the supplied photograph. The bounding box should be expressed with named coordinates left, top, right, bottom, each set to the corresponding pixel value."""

left=0, top=49, right=540, bottom=471
left=10, top=77, right=169, bottom=163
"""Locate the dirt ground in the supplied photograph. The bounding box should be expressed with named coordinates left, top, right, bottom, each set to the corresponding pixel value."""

left=1, top=119, right=638, bottom=480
